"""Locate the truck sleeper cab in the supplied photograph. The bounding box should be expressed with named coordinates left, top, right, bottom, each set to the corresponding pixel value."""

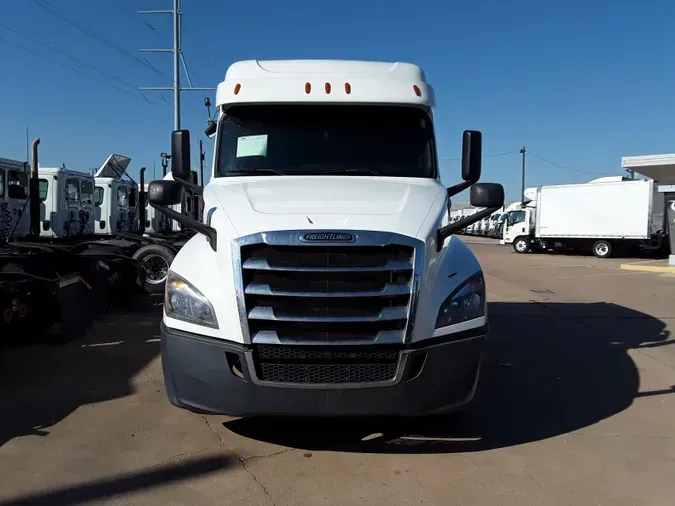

left=93, top=153, right=140, bottom=235
left=0, top=158, right=30, bottom=241
left=37, top=167, right=96, bottom=237
left=149, top=59, right=504, bottom=417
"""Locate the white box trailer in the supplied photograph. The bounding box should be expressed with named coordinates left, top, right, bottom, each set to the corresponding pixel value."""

left=503, top=179, right=667, bottom=258
left=537, top=179, right=660, bottom=238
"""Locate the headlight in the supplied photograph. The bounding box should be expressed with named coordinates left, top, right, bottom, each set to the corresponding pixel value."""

left=164, top=271, right=218, bottom=328
left=435, top=273, right=485, bottom=328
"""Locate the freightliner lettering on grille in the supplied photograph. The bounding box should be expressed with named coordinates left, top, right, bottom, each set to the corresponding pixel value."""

left=237, top=232, right=418, bottom=385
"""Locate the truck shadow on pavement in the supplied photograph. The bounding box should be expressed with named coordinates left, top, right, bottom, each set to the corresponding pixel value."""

left=0, top=295, right=163, bottom=448
left=225, top=301, right=672, bottom=454
left=0, top=455, right=233, bottom=506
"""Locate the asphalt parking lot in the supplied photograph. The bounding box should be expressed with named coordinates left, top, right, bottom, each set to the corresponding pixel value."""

left=1, top=238, right=674, bottom=505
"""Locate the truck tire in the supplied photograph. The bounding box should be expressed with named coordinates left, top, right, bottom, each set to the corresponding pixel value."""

left=133, top=244, right=175, bottom=294
left=592, top=240, right=613, bottom=259
left=513, top=236, right=531, bottom=254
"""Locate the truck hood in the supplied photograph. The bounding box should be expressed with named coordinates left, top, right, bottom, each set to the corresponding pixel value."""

left=206, top=176, right=444, bottom=239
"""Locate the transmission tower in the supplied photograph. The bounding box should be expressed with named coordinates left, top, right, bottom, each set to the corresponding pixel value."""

left=138, top=0, right=215, bottom=130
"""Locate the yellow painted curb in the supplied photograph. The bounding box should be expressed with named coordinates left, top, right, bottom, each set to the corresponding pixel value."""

left=620, top=263, right=675, bottom=273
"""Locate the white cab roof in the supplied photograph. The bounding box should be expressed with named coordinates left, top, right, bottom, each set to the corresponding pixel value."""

left=0, top=158, right=29, bottom=171
left=39, top=167, right=93, bottom=179
left=588, top=176, right=631, bottom=183
left=621, top=153, right=675, bottom=182
left=216, top=59, right=435, bottom=109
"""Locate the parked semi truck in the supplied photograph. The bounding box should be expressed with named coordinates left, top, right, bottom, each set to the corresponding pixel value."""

left=148, top=59, right=504, bottom=417
left=502, top=179, right=667, bottom=258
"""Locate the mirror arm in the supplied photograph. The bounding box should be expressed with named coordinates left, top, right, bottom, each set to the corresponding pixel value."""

left=175, top=177, right=203, bottom=196
left=436, top=206, right=500, bottom=252
left=150, top=203, right=217, bottom=252
left=447, top=179, right=476, bottom=198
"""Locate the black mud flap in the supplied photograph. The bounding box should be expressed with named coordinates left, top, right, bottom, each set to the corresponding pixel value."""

left=56, top=274, right=94, bottom=342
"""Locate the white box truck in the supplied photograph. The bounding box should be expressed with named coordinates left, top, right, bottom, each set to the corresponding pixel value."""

left=502, top=179, right=667, bottom=258
left=146, top=59, right=504, bottom=417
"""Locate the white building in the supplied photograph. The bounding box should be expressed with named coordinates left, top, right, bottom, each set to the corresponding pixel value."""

left=621, top=154, right=675, bottom=265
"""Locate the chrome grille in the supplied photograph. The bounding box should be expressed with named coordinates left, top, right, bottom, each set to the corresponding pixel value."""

left=240, top=243, right=415, bottom=345
left=254, top=344, right=400, bottom=384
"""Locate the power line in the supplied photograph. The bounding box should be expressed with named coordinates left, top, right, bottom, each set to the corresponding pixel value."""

left=440, top=151, right=515, bottom=161
left=113, top=0, right=161, bottom=36
left=0, top=35, right=155, bottom=104
left=0, top=22, right=154, bottom=101
left=29, top=0, right=170, bottom=80
left=527, top=151, right=617, bottom=176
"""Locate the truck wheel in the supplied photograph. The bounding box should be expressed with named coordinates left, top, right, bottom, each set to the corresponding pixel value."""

left=592, top=240, right=613, bottom=259
left=133, top=244, right=175, bottom=293
left=513, top=236, right=531, bottom=254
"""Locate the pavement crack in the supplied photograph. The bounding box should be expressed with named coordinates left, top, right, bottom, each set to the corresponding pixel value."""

left=240, top=458, right=277, bottom=506
left=201, top=416, right=276, bottom=505
left=150, top=446, right=213, bottom=468
left=633, top=348, right=675, bottom=371
left=202, top=416, right=227, bottom=448
left=241, top=448, right=294, bottom=462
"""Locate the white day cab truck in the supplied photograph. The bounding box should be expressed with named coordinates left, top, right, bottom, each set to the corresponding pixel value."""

left=502, top=178, right=668, bottom=258
left=148, top=60, right=504, bottom=417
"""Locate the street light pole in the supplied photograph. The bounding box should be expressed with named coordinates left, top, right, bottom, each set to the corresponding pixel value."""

left=160, top=152, right=171, bottom=176
left=520, top=146, right=526, bottom=207
left=199, top=139, right=205, bottom=187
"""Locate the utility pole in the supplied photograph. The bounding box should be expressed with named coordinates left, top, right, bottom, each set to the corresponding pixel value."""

left=139, top=0, right=215, bottom=131
left=520, top=146, right=526, bottom=207
left=199, top=139, right=205, bottom=187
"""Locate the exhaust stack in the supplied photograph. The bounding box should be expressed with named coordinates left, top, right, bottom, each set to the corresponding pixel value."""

left=29, top=138, right=41, bottom=238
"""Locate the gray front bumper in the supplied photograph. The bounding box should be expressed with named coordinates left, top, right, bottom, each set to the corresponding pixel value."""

left=160, top=322, right=487, bottom=417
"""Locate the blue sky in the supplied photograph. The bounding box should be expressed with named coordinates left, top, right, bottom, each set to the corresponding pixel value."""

left=1, top=0, right=674, bottom=200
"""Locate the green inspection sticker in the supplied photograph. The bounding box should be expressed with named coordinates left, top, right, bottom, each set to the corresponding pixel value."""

left=236, top=134, right=268, bottom=158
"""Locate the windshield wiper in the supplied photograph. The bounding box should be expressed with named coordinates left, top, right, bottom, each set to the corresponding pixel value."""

left=317, top=168, right=382, bottom=176
left=225, top=168, right=287, bottom=176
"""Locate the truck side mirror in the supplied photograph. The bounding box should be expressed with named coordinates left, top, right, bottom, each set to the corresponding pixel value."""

left=147, top=179, right=218, bottom=251
left=148, top=180, right=184, bottom=206
left=205, top=120, right=217, bottom=137
left=461, top=130, right=482, bottom=182
left=437, top=180, right=506, bottom=251
left=447, top=130, right=483, bottom=198
left=171, top=130, right=192, bottom=181
left=470, top=183, right=504, bottom=208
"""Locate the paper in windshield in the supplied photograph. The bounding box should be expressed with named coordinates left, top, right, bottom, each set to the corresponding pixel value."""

left=236, top=135, right=268, bottom=158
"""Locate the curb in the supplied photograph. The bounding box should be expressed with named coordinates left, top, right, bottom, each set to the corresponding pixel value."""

left=620, top=263, right=675, bottom=273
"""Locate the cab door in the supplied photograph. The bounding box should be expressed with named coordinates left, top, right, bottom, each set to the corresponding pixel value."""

left=64, top=177, right=81, bottom=236
left=3, top=168, right=29, bottom=239
left=127, top=185, right=139, bottom=233
left=94, top=185, right=107, bottom=233
left=503, top=209, right=527, bottom=243
left=0, top=168, right=8, bottom=240
left=80, top=179, right=95, bottom=235
left=115, top=185, right=129, bottom=232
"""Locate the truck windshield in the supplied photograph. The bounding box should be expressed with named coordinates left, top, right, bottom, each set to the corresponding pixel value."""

left=7, top=170, right=28, bottom=199
left=215, top=105, right=437, bottom=178
left=509, top=210, right=526, bottom=225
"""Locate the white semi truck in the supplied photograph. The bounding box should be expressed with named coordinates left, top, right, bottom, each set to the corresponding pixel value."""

left=502, top=179, right=667, bottom=258
left=94, top=154, right=140, bottom=235
left=148, top=59, right=504, bottom=417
